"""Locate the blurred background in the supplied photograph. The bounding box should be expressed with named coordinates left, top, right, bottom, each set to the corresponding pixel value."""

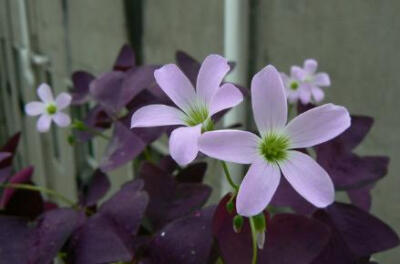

left=0, top=0, right=399, bottom=262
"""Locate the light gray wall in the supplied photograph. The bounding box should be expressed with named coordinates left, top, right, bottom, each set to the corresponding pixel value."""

left=254, top=1, right=400, bottom=261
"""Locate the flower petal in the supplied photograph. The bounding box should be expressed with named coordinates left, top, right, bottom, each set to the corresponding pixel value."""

left=285, top=103, right=351, bottom=148
left=279, top=150, right=334, bottom=208
left=209, top=83, right=243, bottom=116
left=169, top=125, right=202, bottom=166
left=25, top=102, right=45, bottom=116
left=198, top=130, right=260, bottom=164
left=131, top=104, right=185, bottom=128
left=37, top=83, right=54, bottom=103
left=298, top=85, right=312, bottom=104
left=154, top=64, right=196, bottom=111
left=311, top=86, right=325, bottom=102
left=251, top=65, right=287, bottom=134
left=37, top=115, right=52, bottom=132
left=55, top=93, right=72, bottom=110
left=236, top=159, right=281, bottom=216
left=290, top=66, right=306, bottom=80
left=53, top=112, right=71, bottom=127
left=304, top=59, right=318, bottom=74
left=196, top=54, right=230, bottom=105
left=314, top=73, right=331, bottom=86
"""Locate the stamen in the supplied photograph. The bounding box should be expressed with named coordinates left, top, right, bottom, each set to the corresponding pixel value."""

left=46, top=104, right=57, bottom=115
left=259, top=133, right=289, bottom=163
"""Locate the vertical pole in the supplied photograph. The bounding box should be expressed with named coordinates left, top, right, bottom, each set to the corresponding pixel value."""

left=223, top=0, right=249, bottom=193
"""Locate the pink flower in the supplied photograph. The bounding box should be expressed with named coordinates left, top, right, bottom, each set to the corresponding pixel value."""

left=25, top=83, right=72, bottom=132
left=198, top=65, right=350, bottom=217
left=131, top=55, right=243, bottom=166
left=289, top=59, right=331, bottom=104
left=280, top=66, right=304, bottom=103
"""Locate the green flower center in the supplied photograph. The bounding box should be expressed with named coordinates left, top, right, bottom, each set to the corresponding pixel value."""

left=184, top=103, right=210, bottom=125
left=290, top=81, right=299, bottom=90
left=46, top=104, right=57, bottom=115
left=259, top=133, right=290, bottom=163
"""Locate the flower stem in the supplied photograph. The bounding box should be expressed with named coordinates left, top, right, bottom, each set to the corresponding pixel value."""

left=249, top=217, right=258, bottom=264
left=0, top=183, right=77, bottom=208
left=221, top=161, right=239, bottom=191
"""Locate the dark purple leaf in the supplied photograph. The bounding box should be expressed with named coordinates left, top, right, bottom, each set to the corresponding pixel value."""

left=67, top=179, right=148, bottom=264
left=0, top=132, right=20, bottom=170
left=89, top=71, right=126, bottom=115
left=29, top=208, right=85, bottom=264
left=0, top=216, right=30, bottom=263
left=259, top=214, right=330, bottom=264
left=347, top=184, right=373, bottom=211
left=99, top=179, right=148, bottom=235
left=99, top=122, right=146, bottom=172
left=175, top=162, right=207, bottom=183
left=0, top=153, right=11, bottom=183
left=0, top=152, right=11, bottom=163
left=313, top=202, right=399, bottom=259
left=213, top=195, right=330, bottom=264
left=75, top=105, right=112, bottom=142
left=113, top=44, right=136, bottom=71
left=140, top=162, right=211, bottom=229
left=175, top=51, right=200, bottom=86
left=121, top=65, right=159, bottom=101
left=148, top=206, right=216, bottom=264
left=159, top=155, right=178, bottom=174
left=79, top=169, right=110, bottom=207
left=0, top=166, right=44, bottom=219
left=67, top=214, right=134, bottom=264
left=70, top=71, right=95, bottom=105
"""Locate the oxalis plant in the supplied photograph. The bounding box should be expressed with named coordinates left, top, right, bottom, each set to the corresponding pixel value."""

left=0, top=45, right=398, bottom=264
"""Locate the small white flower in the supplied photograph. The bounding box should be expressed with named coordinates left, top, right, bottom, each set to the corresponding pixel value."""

left=25, top=83, right=72, bottom=132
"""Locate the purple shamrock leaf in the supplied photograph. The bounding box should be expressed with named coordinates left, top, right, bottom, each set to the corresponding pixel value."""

left=67, top=179, right=148, bottom=264
left=99, top=122, right=146, bottom=172
left=148, top=206, right=216, bottom=264
left=0, top=166, right=44, bottom=219
left=79, top=169, right=110, bottom=207
left=70, top=71, right=95, bottom=105
left=74, top=105, right=112, bottom=142
left=0, top=132, right=21, bottom=182
left=29, top=208, right=85, bottom=264
left=213, top=194, right=330, bottom=264
left=113, top=44, right=136, bottom=71
left=175, top=162, right=208, bottom=183
left=312, top=202, right=399, bottom=264
left=140, top=162, right=211, bottom=230
left=0, top=215, right=30, bottom=263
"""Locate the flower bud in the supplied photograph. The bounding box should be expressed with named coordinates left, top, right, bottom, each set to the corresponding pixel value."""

left=233, top=215, right=244, bottom=233
left=226, top=200, right=234, bottom=214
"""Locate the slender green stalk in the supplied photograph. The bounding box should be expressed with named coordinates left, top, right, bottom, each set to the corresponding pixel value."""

left=0, top=183, right=77, bottom=208
left=86, top=127, right=111, bottom=140
left=221, top=161, right=239, bottom=191
left=249, top=217, right=258, bottom=264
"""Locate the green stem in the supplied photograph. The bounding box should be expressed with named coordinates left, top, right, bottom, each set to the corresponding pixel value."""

left=0, top=183, right=77, bottom=208
left=249, top=217, right=258, bottom=264
left=143, top=147, right=153, bottom=163
left=221, top=161, right=239, bottom=191
left=86, top=127, right=111, bottom=140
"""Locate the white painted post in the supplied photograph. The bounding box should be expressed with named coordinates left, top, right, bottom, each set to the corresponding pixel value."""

left=223, top=0, right=249, bottom=194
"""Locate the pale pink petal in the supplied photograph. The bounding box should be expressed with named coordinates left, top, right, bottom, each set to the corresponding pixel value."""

left=198, top=130, right=259, bottom=164
left=280, top=72, right=290, bottom=85
left=236, top=159, right=281, bottom=216
left=154, top=64, right=196, bottom=111
left=37, top=114, right=52, bottom=132
left=131, top=104, right=185, bottom=128
left=25, top=102, right=45, bottom=116
left=285, top=103, right=351, bottom=148
left=279, top=150, right=334, bottom=208
left=304, top=59, right=318, bottom=74
left=196, top=54, right=230, bottom=105
left=53, top=112, right=71, bottom=127
left=169, top=124, right=202, bottom=166
left=37, top=83, right=54, bottom=103
left=55, top=92, right=72, bottom=110
left=290, top=66, right=306, bottom=80
left=298, top=84, right=312, bottom=104
left=314, top=73, right=331, bottom=86
left=311, top=86, right=325, bottom=102
left=251, top=65, right=287, bottom=134
left=209, top=83, right=243, bottom=116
